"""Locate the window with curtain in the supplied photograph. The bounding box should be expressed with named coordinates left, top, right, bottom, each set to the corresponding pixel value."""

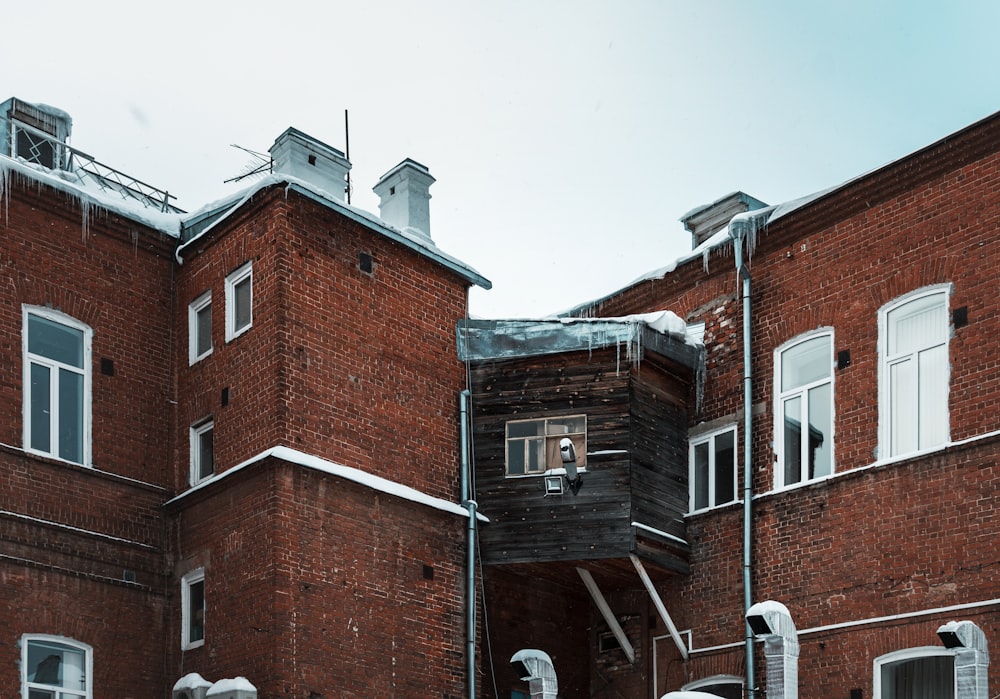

left=876, top=649, right=955, bottom=699
left=24, top=307, right=91, bottom=465
left=775, top=331, right=833, bottom=488
left=21, top=636, right=91, bottom=699
left=880, top=289, right=949, bottom=458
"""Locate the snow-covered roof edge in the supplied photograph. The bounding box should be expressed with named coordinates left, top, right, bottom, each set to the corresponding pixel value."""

left=174, top=173, right=491, bottom=290
left=0, top=155, right=182, bottom=237
left=165, top=444, right=488, bottom=521
left=457, top=310, right=703, bottom=364
left=564, top=109, right=1000, bottom=317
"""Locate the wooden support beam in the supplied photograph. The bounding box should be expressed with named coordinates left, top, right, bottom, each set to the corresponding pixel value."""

left=630, top=554, right=688, bottom=660
left=576, top=567, right=636, bottom=664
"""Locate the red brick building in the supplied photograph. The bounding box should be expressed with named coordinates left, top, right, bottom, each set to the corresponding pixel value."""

left=4, top=93, right=999, bottom=699
left=0, top=98, right=488, bottom=698
left=465, top=111, right=1000, bottom=698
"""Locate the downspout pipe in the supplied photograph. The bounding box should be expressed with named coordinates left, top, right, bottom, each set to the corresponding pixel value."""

left=730, top=218, right=756, bottom=699
left=460, top=389, right=477, bottom=699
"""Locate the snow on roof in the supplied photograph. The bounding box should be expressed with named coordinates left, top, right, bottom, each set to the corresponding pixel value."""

left=565, top=172, right=872, bottom=317
left=165, top=445, right=487, bottom=522
left=457, top=310, right=703, bottom=365
left=0, top=151, right=489, bottom=290
left=0, top=155, right=182, bottom=237
left=661, top=692, right=727, bottom=699
left=174, top=173, right=490, bottom=288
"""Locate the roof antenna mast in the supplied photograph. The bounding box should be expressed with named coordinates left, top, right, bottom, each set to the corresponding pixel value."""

left=344, top=109, right=352, bottom=205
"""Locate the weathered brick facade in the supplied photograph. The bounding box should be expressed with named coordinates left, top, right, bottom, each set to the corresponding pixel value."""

left=0, top=111, right=484, bottom=698
left=475, top=112, right=1000, bottom=697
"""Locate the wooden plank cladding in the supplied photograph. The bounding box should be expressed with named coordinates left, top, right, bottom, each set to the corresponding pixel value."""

left=462, top=315, right=701, bottom=581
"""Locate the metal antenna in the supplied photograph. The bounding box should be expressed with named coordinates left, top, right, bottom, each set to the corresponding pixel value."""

left=224, top=144, right=272, bottom=184
left=344, top=110, right=352, bottom=204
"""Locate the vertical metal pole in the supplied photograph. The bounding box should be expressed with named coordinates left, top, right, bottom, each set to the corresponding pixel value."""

left=460, top=389, right=477, bottom=699
left=344, top=109, right=352, bottom=205
left=731, top=225, right=756, bottom=699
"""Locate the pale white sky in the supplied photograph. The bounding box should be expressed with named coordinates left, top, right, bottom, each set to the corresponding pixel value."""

left=8, top=1, right=1000, bottom=317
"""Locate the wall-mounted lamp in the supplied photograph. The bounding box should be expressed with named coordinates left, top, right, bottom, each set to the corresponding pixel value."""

left=560, top=438, right=583, bottom=495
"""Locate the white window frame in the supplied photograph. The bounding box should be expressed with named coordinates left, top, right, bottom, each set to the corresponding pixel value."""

left=181, top=568, right=206, bottom=650
left=878, top=286, right=950, bottom=459
left=188, top=291, right=213, bottom=365
left=189, top=418, right=215, bottom=486
left=689, top=425, right=738, bottom=512
left=874, top=646, right=958, bottom=699
left=225, top=261, right=253, bottom=342
left=682, top=674, right=744, bottom=699
left=21, top=634, right=93, bottom=699
left=774, top=329, right=835, bottom=489
left=504, top=415, right=587, bottom=477
left=23, top=306, right=92, bottom=467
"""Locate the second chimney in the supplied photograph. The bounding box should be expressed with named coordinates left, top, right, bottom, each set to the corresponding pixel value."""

left=373, top=159, right=435, bottom=242
left=269, top=127, right=351, bottom=202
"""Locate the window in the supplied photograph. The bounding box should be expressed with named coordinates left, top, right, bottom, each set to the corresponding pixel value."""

left=225, top=262, right=253, bottom=341
left=21, top=635, right=91, bottom=699
left=188, top=291, right=212, bottom=364
left=181, top=569, right=206, bottom=649
left=775, top=331, right=833, bottom=488
left=875, top=648, right=955, bottom=699
left=23, top=307, right=91, bottom=465
left=683, top=675, right=744, bottom=699
left=689, top=426, right=736, bottom=511
left=880, top=288, right=949, bottom=458
left=505, top=415, right=586, bottom=477
left=190, top=419, right=215, bottom=485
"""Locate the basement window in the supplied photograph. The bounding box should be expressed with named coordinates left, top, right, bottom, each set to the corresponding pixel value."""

left=505, top=415, right=586, bottom=477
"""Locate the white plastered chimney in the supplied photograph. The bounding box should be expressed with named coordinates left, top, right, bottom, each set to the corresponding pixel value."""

left=269, top=127, right=351, bottom=202
left=373, top=158, right=435, bottom=242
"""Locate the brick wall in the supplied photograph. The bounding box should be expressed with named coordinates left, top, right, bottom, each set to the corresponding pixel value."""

left=174, top=186, right=471, bottom=501
left=562, top=119, right=1000, bottom=694
left=0, top=176, right=173, bottom=697
left=167, top=456, right=470, bottom=698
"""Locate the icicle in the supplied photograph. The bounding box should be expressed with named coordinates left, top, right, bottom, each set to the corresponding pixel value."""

left=0, top=161, right=10, bottom=227
left=80, top=198, right=91, bottom=241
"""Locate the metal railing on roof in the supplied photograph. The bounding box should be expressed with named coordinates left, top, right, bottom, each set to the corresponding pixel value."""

left=8, top=118, right=185, bottom=214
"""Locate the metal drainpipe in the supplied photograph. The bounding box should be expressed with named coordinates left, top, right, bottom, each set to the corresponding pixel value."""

left=459, top=389, right=477, bottom=699
left=730, top=221, right=756, bottom=699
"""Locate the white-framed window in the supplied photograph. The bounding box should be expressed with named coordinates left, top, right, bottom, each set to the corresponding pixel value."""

left=689, top=425, right=737, bottom=512
left=190, top=419, right=215, bottom=486
left=505, top=415, right=586, bottom=477
left=23, top=307, right=92, bottom=466
left=879, top=287, right=950, bottom=458
left=188, top=291, right=213, bottom=365
left=774, top=330, right=833, bottom=488
left=21, top=634, right=92, bottom=699
left=181, top=568, right=206, bottom=649
left=682, top=674, right=744, bottom=699
left=874, top=647, right=956, bottom=699
left=225, top=261, right=253, bottom=341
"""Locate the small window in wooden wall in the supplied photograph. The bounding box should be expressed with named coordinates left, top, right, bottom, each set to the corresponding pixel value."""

left=505, top=415, right=586, bottom=477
